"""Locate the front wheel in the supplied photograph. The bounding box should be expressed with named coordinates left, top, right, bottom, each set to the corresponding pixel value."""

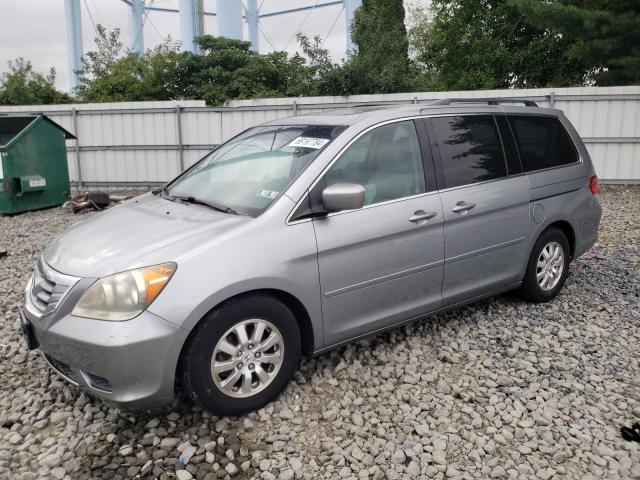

left=180, top=294, right=301, bottom=416
left=520, top=228, right=570, bottom=303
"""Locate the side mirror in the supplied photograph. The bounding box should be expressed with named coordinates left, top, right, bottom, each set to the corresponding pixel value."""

left=322, top=183, right=365, bottom=212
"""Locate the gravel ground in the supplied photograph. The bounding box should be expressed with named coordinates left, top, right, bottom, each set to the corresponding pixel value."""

left=1, top=186, right=639, bottom=480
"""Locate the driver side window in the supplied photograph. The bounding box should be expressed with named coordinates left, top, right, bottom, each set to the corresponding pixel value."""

left=325, top=120, right=426, bottom=206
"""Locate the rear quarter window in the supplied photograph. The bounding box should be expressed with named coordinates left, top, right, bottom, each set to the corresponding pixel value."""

left=431, top=115, right=507, bottom=189
left=508, top=116, right=579, bottom=172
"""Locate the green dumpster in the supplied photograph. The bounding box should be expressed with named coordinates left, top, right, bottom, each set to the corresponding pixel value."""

left=0, top=115, right=75, bottom=215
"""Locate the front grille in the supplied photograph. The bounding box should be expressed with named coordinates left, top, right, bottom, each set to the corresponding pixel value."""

left=29, top=259, right=76, bottom=316
left=43, top=353, right=79, bottom=384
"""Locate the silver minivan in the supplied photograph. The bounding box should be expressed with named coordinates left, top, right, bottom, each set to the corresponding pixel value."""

left=21, top=99, right=601, bottom=415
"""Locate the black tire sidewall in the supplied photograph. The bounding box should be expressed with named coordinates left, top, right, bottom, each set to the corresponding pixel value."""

left=182, top=295, right=301, bottom=416
left=522, top=228, right=570, bottom=303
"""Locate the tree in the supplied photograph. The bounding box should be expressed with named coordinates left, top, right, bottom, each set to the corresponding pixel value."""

left=290, top=33, right=358, bottom=96
left=510, top=0, right=640, bottom=86
left=0, top=58, right=72, bottom=105
left=77, top=27, right=323, bottom=105
left=77, top=25, right=186, bottom=102
left=180, top=36, right=290, bottom=104
left=410, top=0, right=588, bottom=91
left=348, top=0, right=416, bottom=94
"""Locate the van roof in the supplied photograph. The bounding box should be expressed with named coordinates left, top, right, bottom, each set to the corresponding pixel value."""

left=264, top=100, right=563, bottom=127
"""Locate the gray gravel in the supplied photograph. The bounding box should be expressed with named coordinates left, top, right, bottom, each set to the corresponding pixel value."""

left=1, top=186, right=639, bottom=480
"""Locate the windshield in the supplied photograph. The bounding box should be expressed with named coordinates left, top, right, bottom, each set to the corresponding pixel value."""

left=165, top=124, right=345, bottom=216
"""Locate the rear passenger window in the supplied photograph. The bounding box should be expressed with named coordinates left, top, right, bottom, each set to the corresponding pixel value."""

left=509, top=116, right=579, bottom=172
left=432, top=115, right=507, bottom=189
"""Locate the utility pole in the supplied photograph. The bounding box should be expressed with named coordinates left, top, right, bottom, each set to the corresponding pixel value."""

left=64, top=0, right=83, bottom=92
left=246, top=0, right=260, bottom=52
left=216, top=0, right=242, bottom=41
left=196, top=0, right=205, bottom=41
left=130, top=0, right=145, bottom=55
left=344, top=0, right=362, bottom=55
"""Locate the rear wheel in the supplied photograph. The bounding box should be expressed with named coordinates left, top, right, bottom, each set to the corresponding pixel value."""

left=180, top=294, right=301, bottom=415
left=520, top=228, right=570, bottom=303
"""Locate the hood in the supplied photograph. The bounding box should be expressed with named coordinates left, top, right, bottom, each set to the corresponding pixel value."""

left=44, top=193, right=249, bottom=278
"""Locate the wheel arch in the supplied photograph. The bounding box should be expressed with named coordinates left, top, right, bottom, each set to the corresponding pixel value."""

left=544, top=220, right=576, bottom=259
left=175, top=288, right=315, bottom=389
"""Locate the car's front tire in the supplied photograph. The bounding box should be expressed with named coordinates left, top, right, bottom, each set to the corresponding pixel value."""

left=180, top=294, right=301, bottom=416
left=520, top=227, right=571, bottom=303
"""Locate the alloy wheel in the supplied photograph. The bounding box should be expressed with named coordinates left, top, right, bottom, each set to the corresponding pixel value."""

left=536, top=241, right=565, bottom=291
left=210, top=319, right=284, bottom=398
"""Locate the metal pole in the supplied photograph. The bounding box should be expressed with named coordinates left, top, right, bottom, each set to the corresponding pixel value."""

left=219, top=112, right=224, bottom=144
left=179, top=0, right=197, bottom=53
left=345, top=0, right=362, bottom=55
left=196, top=0, right=205, bottom=40
left=246, top=0, right=260, bottom=52
left=216, top=0, right=243, bottom=41
left=549, top=91, right=556, bottom=109
left=130, top=0, right=145, bottom=55
left=175, top=105, right=185, bottom=172
left=72, top=108, right=83, bottom=190
left=64, top=0, right=83, bottom=92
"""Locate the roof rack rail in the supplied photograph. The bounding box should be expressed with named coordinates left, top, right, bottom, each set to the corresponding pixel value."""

left=429, top=98, right=539, bottom=107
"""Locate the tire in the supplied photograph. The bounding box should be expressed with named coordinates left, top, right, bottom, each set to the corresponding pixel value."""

left=520, top=227, right=571, bottom=303
left=180, top=294, right=301, bottom=416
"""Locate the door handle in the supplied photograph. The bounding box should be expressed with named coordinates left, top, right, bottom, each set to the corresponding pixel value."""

left=409, top=210, right=437, bottom=223
left=452, top=201, right=476, bottom=214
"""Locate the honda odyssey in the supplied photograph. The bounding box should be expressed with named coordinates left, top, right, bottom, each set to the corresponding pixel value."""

left=21, top=99, right=601, bottom=415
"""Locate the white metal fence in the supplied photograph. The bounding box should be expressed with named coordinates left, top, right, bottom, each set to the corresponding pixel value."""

left=1, top=86, right=639, bottom=186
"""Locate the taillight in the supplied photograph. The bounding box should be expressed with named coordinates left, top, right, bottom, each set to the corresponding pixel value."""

left=589, top=175, right=600, bottom=195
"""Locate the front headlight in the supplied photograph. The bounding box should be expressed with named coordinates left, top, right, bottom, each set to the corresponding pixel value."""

left=72, top=263, right=176, bottom=321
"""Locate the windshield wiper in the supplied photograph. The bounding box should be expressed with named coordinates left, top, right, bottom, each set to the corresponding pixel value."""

left=156, top=186, right=238, bottom=215
left=171, top=194, right=239, bottom=215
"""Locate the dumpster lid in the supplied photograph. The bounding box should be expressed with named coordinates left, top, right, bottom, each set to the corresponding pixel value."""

left=0, top=114, right=76, bottom=149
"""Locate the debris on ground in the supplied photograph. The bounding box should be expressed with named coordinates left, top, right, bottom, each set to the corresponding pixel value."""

left=62, top=191, right=133, bottom=214
left=621, top=422, right=640, bottom=443
left=584, top=248, right=603, bottom=260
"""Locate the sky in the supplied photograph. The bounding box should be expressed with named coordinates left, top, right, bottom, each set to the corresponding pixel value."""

left=0, top=0, right=425, bottom=92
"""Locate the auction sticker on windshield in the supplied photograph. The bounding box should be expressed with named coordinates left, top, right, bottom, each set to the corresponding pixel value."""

left=286, top=137, right=330, bottom=149
left=257, top=189, right=279, bottom=199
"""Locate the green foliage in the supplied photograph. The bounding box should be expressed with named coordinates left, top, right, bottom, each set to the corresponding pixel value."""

left=349, top=0, right=415, bottom=93
left=77, top=28, right=332, bottom=105
left=179, top=36, right=309, bottom=104
left=295, top=34, right=348, bottom=96
left=410, top=0, right=588, bottom=90
left=510, top=0, right=640, bottom=86
left=0, top=58, right=72, bottom=105
left=77, top=25, right=186, bottom=102
left=5, top=0, right=638, bottom=107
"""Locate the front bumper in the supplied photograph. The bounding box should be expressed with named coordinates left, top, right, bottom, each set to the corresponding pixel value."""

left=23, top=273, right=189, bottom=410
